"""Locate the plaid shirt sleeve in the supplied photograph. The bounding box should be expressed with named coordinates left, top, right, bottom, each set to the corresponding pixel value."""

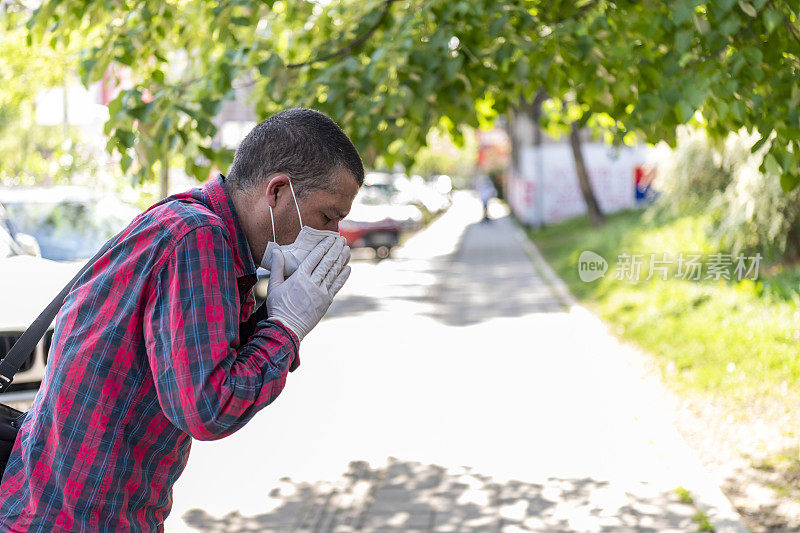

left=143, top=223, right=300, bottom=441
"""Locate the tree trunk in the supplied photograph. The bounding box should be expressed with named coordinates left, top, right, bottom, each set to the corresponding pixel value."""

left=786, top=223, right=800, bottom=262
left=530, top=90, right=547, bottom=229
left=569, top=121, right=605, bottom=227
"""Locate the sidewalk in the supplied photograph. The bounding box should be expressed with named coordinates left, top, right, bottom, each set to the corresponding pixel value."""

left=166, top=192, right=748, bottom=532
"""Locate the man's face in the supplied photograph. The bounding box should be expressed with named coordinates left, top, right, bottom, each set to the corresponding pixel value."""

left=271, top=171, right=359, bottom=245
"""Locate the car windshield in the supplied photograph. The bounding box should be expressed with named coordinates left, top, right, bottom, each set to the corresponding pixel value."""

left=3, top=198, right=140, bottom=261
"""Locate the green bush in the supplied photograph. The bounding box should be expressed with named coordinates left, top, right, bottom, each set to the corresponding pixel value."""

left=711, top=132, right=800, bottom=261
left=649, top=127, right=800, bottom=262
left=648, top=127, right=731, bottom=217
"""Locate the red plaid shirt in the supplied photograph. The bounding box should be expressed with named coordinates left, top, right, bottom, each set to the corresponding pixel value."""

left=0, top=174, right=300, bottom=531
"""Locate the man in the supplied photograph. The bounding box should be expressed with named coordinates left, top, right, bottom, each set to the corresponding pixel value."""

left=0, top=108, right=363, bottom=531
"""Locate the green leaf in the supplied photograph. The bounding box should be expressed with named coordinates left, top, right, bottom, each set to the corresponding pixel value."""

left=176, top=105, right=199, bottom=119
left=343, top=56, right=360, bottom=72
left=719, top=13, right=741, bottom=36
left=409, top=100, right=425, bottom=124
left=686, top=84, right=706, bottom=107
left=115, top=42, right=136, bottom=66
left=779, top=171, right=799, bottom=192
left=675, top=30, right=693, bottom=54
left=190, top=162, right=212, bottom=181
left=738, top=0, right=757, bottom=17
left=730, top=99, right=746, bottom=121
left=777, top=146, right=794, bottom=171
left=673, top=2, right=693, bottom=25
left=763, top=9, right=783, bottom=34
left=714, top=98, right=729, bottom=119
left=675, top=101, right=694, bottom=122
left=258, top=56, right=279, bottom=77
left=79, top=57, right=98, bottom=87
left=692, top=13, right=710, bottom=34
left=196, top=118, right=217, bottom=137
left=715, top=0, right=737, bottom=14
left=489, top=16, right=504, bottom=37
left=197, top=146, right=216, bottom=160
left=128, top=101, right=155, bottom=120
left=200, top=98, right=222, bottom=115
left=116, top=130, right=136, bottom=149
left=371, top=48, right=386, bottom=63
left=741, top=46, right=763, bottom=64
left=120, top=154, right=133, bottom=173
left=763, top=152, right=781, bottom=176
left=750, top=135, right=769, bottom=153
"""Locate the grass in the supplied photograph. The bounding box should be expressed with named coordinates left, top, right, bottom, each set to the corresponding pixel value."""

left=753, top=447, right=800, bottom=501
left=693, top=511, right=715, bottom=532
left=674, top=487, right=716, bottom=531
left=674, top=486, right=694, bottom=504
left=526, top=207, right=800, bottom=405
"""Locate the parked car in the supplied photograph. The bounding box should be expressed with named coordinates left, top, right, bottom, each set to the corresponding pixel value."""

left=0, top=186, right=141, bottom=261
left=0, top=187, right=139, bottom=393
left=339, top=186, right=415, bottom=258
left=0, top=215, right=81, bottom=392
left=339, top=217, right=401, bottom=259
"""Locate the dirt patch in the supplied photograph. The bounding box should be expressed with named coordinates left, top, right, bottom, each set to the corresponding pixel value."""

left=666, top=389, right=800, bottom=532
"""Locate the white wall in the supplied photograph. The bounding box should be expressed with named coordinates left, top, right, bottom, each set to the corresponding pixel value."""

left=509, top=142, right=653, bottom=226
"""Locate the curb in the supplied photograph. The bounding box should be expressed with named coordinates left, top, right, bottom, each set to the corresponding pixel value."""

left=509, top=219, right=751, bottom=533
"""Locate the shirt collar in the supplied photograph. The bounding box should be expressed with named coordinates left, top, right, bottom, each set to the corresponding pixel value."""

left=202, top=173, right=257, bottom=279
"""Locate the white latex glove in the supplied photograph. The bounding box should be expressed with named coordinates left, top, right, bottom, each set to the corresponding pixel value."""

left=266, top=235, right=351, bottom=341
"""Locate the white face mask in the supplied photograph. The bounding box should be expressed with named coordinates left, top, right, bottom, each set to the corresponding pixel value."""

left=260, top=179, right=340, bottom=277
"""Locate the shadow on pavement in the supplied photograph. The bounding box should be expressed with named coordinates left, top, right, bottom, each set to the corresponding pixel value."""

left=181, top=457, right=696, bottom=532
left=325, top=216, right=564, bottom=325
left=326, top=294, right=381, bottom=318
left=427, top=217, right=563, bottom=326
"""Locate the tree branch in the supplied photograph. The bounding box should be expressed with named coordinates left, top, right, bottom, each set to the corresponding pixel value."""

left=286, top=0, right=399, bottom=69
left=230, top=0, right=399, bottom=90
left=767, top=0, right=800, bottom=51
left=540, top=0, right=599, bottom=26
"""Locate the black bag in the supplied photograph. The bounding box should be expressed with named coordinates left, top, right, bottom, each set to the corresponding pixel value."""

left=0, top=404, right=25, bottom=473
left=0, top=232, right=121, bottom=477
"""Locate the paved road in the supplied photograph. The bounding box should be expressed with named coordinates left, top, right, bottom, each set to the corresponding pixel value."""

left=164, top=192, right=746, bottom=532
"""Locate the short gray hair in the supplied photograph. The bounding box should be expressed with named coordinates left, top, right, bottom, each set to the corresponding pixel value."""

left=226, top=108, right=364, bottom=198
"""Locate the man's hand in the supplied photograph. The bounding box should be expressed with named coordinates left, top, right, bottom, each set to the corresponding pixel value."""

left=266, top=236, right=351, bottom=341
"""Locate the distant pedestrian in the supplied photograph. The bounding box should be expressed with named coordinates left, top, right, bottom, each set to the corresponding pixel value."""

left=476, top=176, right=497, bottom=222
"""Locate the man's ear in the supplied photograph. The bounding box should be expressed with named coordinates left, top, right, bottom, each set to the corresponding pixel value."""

left=265, top=174, right=290, bottom=208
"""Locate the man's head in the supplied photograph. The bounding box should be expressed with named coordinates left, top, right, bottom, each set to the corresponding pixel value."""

left=226, top=108, right=364, bottom=265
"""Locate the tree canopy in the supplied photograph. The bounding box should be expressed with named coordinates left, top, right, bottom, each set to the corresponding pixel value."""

left=0, top=9, right=92, bottom=184
left=13, top=0, right=800, bottom=191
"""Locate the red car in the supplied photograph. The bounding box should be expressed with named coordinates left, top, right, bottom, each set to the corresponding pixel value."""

left=338, top=218, right=400, bottom=259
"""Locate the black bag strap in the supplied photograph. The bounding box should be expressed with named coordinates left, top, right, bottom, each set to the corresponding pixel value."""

left=0, top=231, right=123, bottom=393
